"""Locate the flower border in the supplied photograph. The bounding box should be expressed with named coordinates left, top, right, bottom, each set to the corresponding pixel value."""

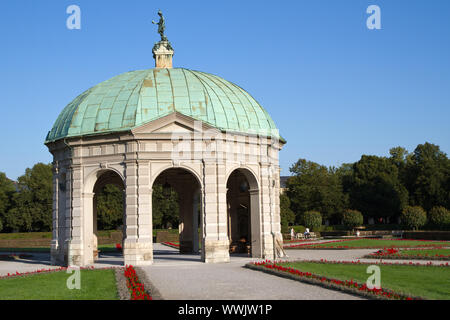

left=364, top=247, right=450, bottom=261
left=123, top=265, right=152, bottom=300
left=0, top=265, right=117, bottom=280
left=284, top=238, right=450, bottom=249
left=161, top=241, right=180, bottom=249
left=246, top=260, right=426, bottom=300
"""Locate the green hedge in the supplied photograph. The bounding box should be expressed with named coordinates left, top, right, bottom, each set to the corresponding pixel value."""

left=401, top=206, right=427, bottom=230
left=428, top=207, right=450, bottom=230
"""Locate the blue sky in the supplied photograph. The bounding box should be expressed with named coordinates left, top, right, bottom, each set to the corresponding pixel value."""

left=0, top=0, right=449, bottom=180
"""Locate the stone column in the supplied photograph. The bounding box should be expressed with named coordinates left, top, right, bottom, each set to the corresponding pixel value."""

left=259, top=163, right=275, bottom=260
left=82, top=192, right=95, bottom=265
left=192, top=189, right=200, bottom=254
left=50, top=163, right=60, bottom=265
left=249, top=188, right=262, bottom=258
left=123, top=160, right=153, bottom=266
left=67, top=164, right=85, bottom=266
left=179, top=183, right=194, bottom=253
left=271, top=166, right=285, bottom=257
left=202, top=160, right=230, bottom=263
left=63, top=168, right=72, bottom=265
left=93, top=195, right=98, bottom=261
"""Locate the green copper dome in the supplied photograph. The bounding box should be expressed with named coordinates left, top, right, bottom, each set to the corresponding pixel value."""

left=45, top=68, right=281, bottom=143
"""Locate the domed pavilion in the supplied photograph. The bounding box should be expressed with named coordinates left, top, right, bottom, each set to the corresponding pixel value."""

left=45, top=12, right=286, bottom=266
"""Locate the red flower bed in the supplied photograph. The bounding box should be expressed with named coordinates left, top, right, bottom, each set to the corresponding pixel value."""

left=123, top=265, right=151, bottom=300
left=299, top=258, right=449, bottom=267
left=162, top=242, right=180, bottom=249
left=0, top=265, right=117, bottom=280
left=116, top=243, right=123, bottom=252
left=366, top=247, right=450, bottom=260
left=249, top=260, right=422, bottom=300
left=284, top=238, right=449, bottom=249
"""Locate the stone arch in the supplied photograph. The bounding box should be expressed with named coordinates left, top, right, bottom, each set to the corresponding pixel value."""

left=151, top=166, right=202, bottom=255
left=225, top=165, right=260, bottom=192
left=226, top=167, right=262, bottom=258
left=150, top=163, right=203, bottom=190
left=82, top=168, right=125, bottom=265
left=84, top=167, right=125, bottom=195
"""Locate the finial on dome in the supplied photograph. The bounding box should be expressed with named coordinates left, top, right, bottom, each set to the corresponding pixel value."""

left=152, top=10, right=174, bottom=68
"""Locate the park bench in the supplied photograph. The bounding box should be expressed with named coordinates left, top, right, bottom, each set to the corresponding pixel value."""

left=295, top=232, right=317, bottom=240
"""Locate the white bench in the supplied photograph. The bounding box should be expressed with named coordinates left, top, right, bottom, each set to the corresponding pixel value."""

left=296, top=232, right=317, bottom=240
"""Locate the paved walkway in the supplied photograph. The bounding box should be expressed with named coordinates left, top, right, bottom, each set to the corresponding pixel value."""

left=141, top=244, right=362, bottom=300
left=1, top=244, right=447, bottom=299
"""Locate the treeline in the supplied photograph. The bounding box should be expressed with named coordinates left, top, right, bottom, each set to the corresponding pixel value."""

left=0, top=163, right=180, bottom=233
left=0, top=163, right=52, bottom=233
left=280, top=142, right=450, bottom=231
left=1, top=142, right=449, bottom=234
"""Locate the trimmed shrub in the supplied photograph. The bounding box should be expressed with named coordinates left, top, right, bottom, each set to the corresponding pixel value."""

left=0, top=219, right=2, bottom=232
left=303, top=211, right=322, bottom=231
left=428, top=206, right=450, bottom=230
left=342, top=210, right=363, bottom=229
left=401, top=206, right=427, bottom=230
left=292, top=225, right=306, bottom=234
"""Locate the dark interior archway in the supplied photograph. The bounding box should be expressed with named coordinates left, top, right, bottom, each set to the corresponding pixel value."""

left=92, top=170, right=125, bottom=262
left=226, top=169, right=260, bottom=256
left=152, top=168, right=201, bottom=254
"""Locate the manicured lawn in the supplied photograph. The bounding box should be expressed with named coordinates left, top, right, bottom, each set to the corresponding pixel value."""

left=0, top=269, right=118, bottom=300
left=398, top=249, right=450, bottom=258
left=399, top=248, right=450, bottom=257
left=295, top=239, right=449, bottom=249
left=281, top=261, right=450, bottom=300
left=0, top=232, right=52, bottom=240
left=0, top=245, right=120, bottom=253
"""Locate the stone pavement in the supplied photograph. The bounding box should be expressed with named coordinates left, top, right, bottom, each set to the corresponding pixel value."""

left=141, top=244, right=362, bottom=300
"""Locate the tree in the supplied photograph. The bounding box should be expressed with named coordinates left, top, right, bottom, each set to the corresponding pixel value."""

left=280, top=194, right=295, bottom=233
left=0, top=172, right=16, bottom=232
left=342, top=210, right=363, bottom=229
left=5, top=163, right=52, bottom=232
left=401, top=206, right=427, bottom=230
left=428, top=206, right=450, bottom=230
left=303, top=211, right=322, bottom=230
left=95, top=184, right=124, bottom=230
left=286, top=159, right=348, bottom=224
left=404, top=143, right=450, bottom=211
left=152, top=184, right=179, bottom=229
left=349, top=155, right=408, bottom=221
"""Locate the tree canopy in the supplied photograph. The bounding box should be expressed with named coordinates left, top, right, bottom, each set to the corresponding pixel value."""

left=286, top=159, right=348, bottom=223
left=284, top=142, right=449, bottom=228
left=4, top=163, right=52, bottom=232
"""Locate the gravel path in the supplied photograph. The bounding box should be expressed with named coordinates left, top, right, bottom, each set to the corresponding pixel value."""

left=0, top=253, right=59, bottom=276
left=141, top=244, right=363, bottom=300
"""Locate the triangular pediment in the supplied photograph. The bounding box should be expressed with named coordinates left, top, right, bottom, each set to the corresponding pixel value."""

left=131, top=112, right=220, bottom=135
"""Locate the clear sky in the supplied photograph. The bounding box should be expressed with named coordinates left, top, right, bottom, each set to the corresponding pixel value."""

left=0, top=0, right=449, bottom=180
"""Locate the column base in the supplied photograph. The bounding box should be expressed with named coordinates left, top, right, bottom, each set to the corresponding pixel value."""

left=50, top=240, right=65, bottom=266
left=180, top=240, right=194, bottom=254
left=68, top=240, right=92, bottom=267
left=203, top=239, right=230, bottom=263
left=123, top=238, right=153, bottom=266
